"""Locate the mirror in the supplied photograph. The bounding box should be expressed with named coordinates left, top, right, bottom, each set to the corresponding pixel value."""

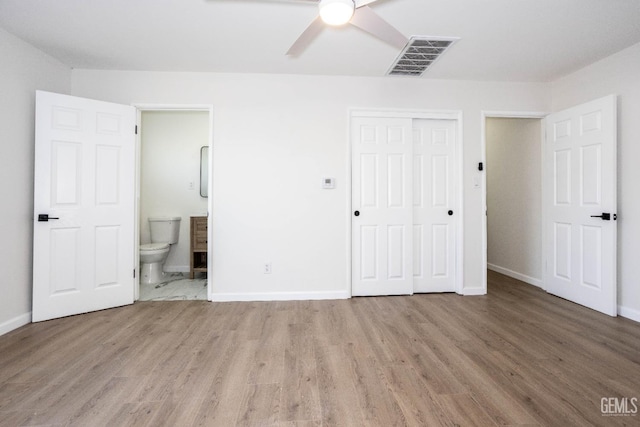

left=200, top=146, right=209, bottom=198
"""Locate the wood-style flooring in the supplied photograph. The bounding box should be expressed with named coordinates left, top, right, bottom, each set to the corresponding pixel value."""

left=1, top=271, right=639, bottom=426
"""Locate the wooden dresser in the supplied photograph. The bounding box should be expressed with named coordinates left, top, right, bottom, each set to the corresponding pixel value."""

left=189, top=216, right=208, bottom=279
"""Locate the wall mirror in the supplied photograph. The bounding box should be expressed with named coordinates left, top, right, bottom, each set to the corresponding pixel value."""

left=200, top=146, right=209, bottom=198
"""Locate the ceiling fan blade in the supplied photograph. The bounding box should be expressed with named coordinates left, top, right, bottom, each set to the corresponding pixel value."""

left=286, top=16, right=325, bottom=56
left=355, top=0, right=378, bottom=7
left=349, top=5, right=408, bottom=50
left=211, top=0, right=318, bottom=3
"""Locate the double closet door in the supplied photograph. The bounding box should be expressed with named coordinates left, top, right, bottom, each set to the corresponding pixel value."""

left=351, top=115, right=458, bottom=296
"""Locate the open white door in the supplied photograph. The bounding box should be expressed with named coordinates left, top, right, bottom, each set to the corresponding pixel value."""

left=351, top=116, right=413, bottom=296
left=544, top=95, right=617, bottom=316
left=33, top=91, right=136, bottom=322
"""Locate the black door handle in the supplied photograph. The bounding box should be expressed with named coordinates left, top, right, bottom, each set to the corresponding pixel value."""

left=354, top=211, right=360, bottom=217
left=448, top=210, right=453, bottom=216
left=590, top=213, right=611, bottom=221
left=38, top=214, right=60, bottom=222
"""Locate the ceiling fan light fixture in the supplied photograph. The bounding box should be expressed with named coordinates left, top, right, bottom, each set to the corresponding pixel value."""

left=319, top=0, right=355, bottom=26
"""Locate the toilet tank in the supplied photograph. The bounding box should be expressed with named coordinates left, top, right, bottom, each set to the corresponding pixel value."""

left=148, top=217, right=181, bottom=244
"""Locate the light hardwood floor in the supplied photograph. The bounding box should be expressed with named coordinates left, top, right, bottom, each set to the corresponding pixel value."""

left=1, top=271, right=639, bottom=426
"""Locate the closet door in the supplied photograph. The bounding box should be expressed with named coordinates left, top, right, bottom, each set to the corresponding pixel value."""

left=351, top=116, right=414, bottom=296
left=412, top=119, right=457, bottom=293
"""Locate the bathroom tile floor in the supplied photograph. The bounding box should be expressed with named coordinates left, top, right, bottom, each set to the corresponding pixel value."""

left=139, top=272, right=207, bottom=301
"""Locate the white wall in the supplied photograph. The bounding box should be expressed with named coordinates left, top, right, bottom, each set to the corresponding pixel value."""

left=2, top=30, right=636, bottom=334
left=0, top=28, right=70, bottom=334
left=140, top=111, right=209, bottom=271
left=551, top=41, right=640, bottom=321
left=4, top=35, right=636, bottom=327
left=486, top=118, right=542, bottom=286
left=71, top=70, right=550, bottom=299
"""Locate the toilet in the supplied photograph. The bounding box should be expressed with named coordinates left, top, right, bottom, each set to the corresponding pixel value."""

left=140, top=216, right=181, bottom=285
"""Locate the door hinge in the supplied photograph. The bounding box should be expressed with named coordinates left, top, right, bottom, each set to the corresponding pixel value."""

left=133, top=269, right=136, bottom=279
left=135, top=125, right=138, bottom=135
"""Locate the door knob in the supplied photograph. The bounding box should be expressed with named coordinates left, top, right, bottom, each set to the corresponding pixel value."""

left=448, top=210, right=453, bottom=216
left=354, top=211, right=360, bottom=217
left=590, top=213, right=611, bottom=221
left=38, top=214, right=60, bottom=222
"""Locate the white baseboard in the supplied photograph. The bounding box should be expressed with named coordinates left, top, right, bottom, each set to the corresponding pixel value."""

left=461, top=288, right=487, bottom=296
left=0, top=312, right=31, bottom=336
left=212, top=290, right=350, bottom=302
left=164, top=265, right=190, bottom=273
left=488, top=263, right=543, bottom=288
left=618, top=305, right=640, bottom=323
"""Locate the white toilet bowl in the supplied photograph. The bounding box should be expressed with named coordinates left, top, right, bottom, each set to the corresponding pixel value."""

left=139, top=216, right=181, bottom=285
left=140, top=242, right=170, bottom=285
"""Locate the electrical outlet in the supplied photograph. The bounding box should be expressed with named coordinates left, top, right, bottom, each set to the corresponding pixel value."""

left=264, top=263, right=272, bottom=274
left=188, top=181, right=195, bottom=190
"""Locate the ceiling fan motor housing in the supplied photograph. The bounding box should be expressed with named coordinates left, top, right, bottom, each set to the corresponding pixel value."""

left=319, top=0, right=356, bottom=26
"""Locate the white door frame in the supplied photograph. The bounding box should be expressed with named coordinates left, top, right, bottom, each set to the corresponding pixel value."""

left=480, top=110, right=547, bottom=294
left=133, top=104, right=214, bottom=301
left=348, top=108, right=464, bottom=295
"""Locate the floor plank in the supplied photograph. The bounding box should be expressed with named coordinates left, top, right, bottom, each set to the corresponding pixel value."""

left=0, top=271, right=639, bottom=426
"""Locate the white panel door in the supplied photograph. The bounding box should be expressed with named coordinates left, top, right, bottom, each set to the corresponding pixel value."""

left=352, top=117, right=413, bottom=296
left=413, top=119, right=457, bottom=293
left=544, top=95, right=617, bottom=316
left=33, top=91, right=136, bottom=322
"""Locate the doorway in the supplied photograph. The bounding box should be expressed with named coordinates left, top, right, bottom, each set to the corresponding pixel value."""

left=481, top=96, right=617, bottom=316
left=485, top=117, right=543, bottom=288
left=135, top=106, right=214, bottom=301
left=481, top=112, right=546, bottom=294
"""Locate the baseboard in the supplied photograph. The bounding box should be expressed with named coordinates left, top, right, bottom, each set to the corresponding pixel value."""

left=212, top=290, right=351, bottom=302
left=461, top=288, right=487, bottom=296
left=163, top=266, right=190, bottom=273
left=0, top=312, right=31, bottom=336
left=488, top=263, right=543, bottom=288
left=618, top=305, right=640, bottom=323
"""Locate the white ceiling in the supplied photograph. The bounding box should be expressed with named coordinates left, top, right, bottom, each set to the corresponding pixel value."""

left=1, top=0, right=639, bottom=82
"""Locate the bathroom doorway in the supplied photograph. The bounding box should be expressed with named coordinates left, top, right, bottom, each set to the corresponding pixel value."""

left=135, top=106, right=213, bottom=301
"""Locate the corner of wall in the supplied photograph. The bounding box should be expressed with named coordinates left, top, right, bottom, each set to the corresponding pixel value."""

left=0, top=312, right=32, bottom=336
left=0, top=27, right=71, bottom=333
left=618, top=305, right=640, bottom=323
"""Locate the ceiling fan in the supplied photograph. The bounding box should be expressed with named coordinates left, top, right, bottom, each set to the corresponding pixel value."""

left=279, top=0, right=409, bottom=55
